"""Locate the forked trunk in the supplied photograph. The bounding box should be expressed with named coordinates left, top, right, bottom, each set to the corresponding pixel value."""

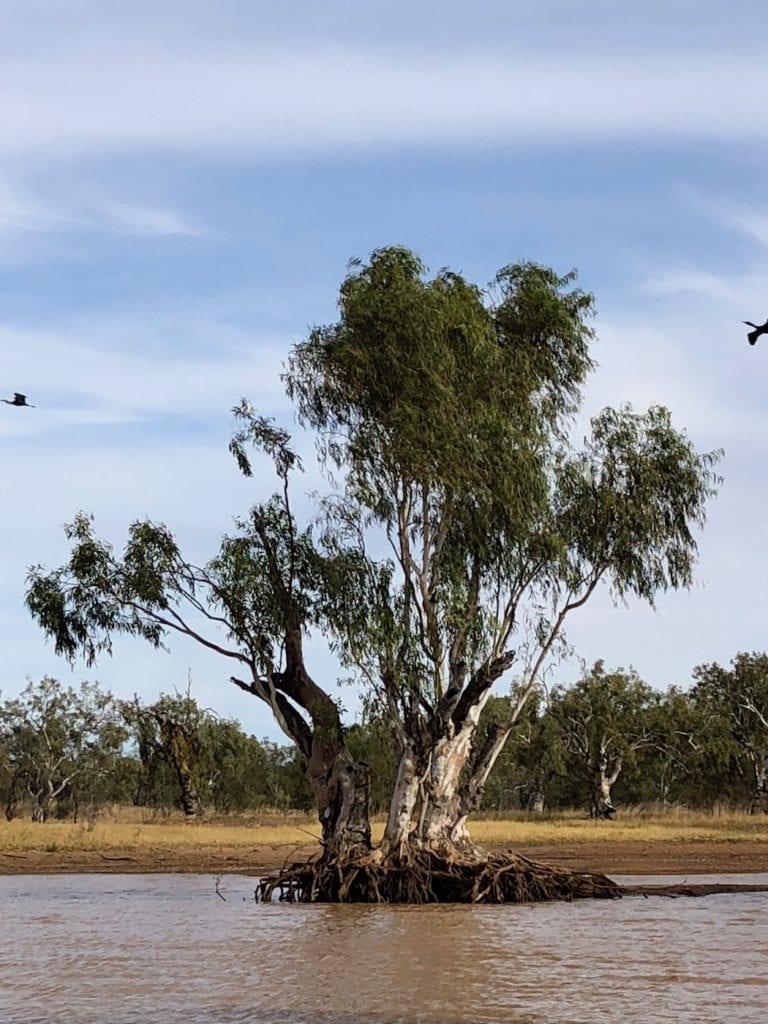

left=419, top=748, right=475, bottom=854
left=417, top=700, right=515, bottom=856
left=418, top=710, right=489, bottom=856
left=529, top=791, right=546, bottom=813
left=30, top=787, right=51, bottom=823
left=590, top=763, right=619, bottom=819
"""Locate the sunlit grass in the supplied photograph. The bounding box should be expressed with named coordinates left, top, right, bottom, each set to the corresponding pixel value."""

left=1, top=806, right=765, bottom=855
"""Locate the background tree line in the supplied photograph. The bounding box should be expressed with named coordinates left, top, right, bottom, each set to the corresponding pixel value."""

left=0, top=680, right=311, bottom=822
left=2, top=650, right=766, bottom=823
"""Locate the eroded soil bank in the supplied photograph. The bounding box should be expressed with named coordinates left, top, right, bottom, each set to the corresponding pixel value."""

left=2, top=838, right=768, bottom=876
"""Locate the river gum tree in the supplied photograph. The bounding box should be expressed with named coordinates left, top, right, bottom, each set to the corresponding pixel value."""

left=548, top=664, right=657, bottom=818
left=26, top=246, right=721, bottom=901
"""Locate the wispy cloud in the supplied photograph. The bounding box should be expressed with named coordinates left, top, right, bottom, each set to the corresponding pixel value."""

left=677, top=188, right=768, bottom=252
left=642, top=260, right=768, bottom=318
left=0, top=173, right=205, bottom=242
left=0, top=187, right=205, bottom=244
left=102, top=203, right=206, bottom=237
left=0, top=176, right=72, bottom=234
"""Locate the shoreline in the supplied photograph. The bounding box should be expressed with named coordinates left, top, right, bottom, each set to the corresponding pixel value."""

left=3, top=839, right=768, bottom=877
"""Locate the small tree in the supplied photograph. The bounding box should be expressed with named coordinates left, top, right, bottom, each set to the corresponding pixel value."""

left=549, top=664, right=656, bottom=818
left=0, top=678, right=124, bottom=822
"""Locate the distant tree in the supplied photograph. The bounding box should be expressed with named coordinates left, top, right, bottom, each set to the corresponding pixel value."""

left=692, top=653, right=768, bottom=813
left=0, top=678, right=124, bottom=822
left=121, top=691, right=306, bottom=815
left=26, top=246, right=720, bottom=902
left=123, top=692, right=239, bottom=818
left=198, top=719, right=269, bottom=813
left=474, top=693, right=566, bottom=813
left=259, top=740, right=314, bottom=811
left=633, top=687, right=703, bottom=805
left=0, top=732, right=22, bottom=821
left=121, top=695, right=202, bottom=818
left=549, top=664, right=656, bottom=817
left=346, top=704, right=399, bottom=815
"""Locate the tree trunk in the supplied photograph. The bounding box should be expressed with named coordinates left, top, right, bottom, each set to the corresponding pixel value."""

left=306, top=746, right=372, bottom=858
left=255, top=705, right=625, bottom=904
left=380, top=744, right=422, bottom=858
left=418, top=716, right=521, bottom=855
left=4, top=769, right=21, bottom=821
left=590, top=760, right=619, bottom=819
left=157, top=717, right=203, bottom=819
left=528, top=787, right=546, bottom=814
left=417, top=723, right=484, bottom=855
left=30, top=786, right=51, bottom=823
left=750, top=756, right=768, bottom=815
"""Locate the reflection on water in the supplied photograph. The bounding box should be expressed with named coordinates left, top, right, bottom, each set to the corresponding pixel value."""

left=1, top=873, right=767, bottom=1024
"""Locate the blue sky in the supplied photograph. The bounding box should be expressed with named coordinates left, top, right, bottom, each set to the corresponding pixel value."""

left=1, top=1, right=767, bottom=738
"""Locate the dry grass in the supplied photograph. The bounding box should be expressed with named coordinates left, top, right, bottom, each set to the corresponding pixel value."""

left=0, top=806, right=324, bottom=854
left=1, top=805, right=765, bottom=855
left=467, top=809, right=768, bottom=845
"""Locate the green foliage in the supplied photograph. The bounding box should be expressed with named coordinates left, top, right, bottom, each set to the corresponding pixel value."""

left=559, top=405, right=721, bottom=604
left=346, top=708, right=400, bottom=814
left=691, top=653, right=768, bottom=807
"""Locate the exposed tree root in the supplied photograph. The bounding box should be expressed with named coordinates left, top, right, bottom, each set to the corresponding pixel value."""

left=254, top=849, right=623, bottom=904
left=623, top=882, right=768, bottom=898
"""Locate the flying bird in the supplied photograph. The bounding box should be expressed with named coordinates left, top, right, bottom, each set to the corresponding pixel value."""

left=743, top=319, right=768, bottom=346
left=1, top=392, right=35, bottom=407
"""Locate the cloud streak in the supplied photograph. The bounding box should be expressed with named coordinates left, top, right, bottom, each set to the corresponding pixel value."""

left=2, top=47, right=768, bottom=159
left=102, top=203, right=206, bottom=238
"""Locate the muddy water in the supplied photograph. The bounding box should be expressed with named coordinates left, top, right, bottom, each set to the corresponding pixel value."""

left=1, top=874, right=766, bottom=1024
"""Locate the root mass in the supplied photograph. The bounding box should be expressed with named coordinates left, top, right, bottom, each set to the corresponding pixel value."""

left=254, top=849, right=623, bottom=904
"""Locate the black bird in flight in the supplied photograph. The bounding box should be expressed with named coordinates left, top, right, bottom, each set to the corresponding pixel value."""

left=1, top=392, right=35, bottom=407
left=743, top=319, right=768, bottom=346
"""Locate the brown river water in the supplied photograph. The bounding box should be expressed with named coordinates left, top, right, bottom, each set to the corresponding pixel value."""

left=1, top=873, right=767, bottom=1024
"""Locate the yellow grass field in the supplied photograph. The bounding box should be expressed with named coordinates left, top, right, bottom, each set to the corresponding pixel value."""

left=1, top=807, right=766, bottom=857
